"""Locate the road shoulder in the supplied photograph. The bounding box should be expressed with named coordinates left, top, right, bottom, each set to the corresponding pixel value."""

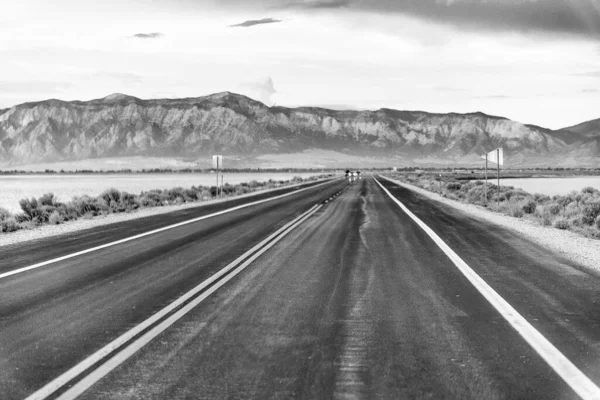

left=0, top=178, right=334, bottom=249
left=379, top=175, right=600, bottom=273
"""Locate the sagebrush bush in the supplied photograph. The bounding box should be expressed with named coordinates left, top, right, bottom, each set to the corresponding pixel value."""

left=0, top=207, right=12, bottom=222
left=548, top=203, right=561, bottom=215
left=446, top=182, right=462, bottom=190
left=582, top=201, right=600, bottom=225
left=1, top=175, right=329, bottom=235
left=48, top=210, right=64, bottom=225
left=522, top=200, right=536, bottom=214
left=582, top=186, right=598, bottom=195
left=553, top=217, right=570, bottom=230
left=1, top=217, right=19, bottom=232
left=595, top=215, right=600, bottom=230
left=533, top=193, right=551, bottom=203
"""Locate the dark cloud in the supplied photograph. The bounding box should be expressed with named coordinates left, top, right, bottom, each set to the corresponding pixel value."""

left=269, top=0, right=600, bottom=38
left=132, top=32, right=164, bottom=39
left=281, top=0, right=350, bottom=9
left=354, top=0, right=600, bottom=38
left=230, top=18, right=283, bottom=27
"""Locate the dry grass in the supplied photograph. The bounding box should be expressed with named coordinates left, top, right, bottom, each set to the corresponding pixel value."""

left=385, top=172, right=600, bottom=239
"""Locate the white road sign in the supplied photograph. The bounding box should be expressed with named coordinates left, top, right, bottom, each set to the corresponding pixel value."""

left=212, top=155, right=223, bottom=169
left=481, top=148, right=503, bottom=165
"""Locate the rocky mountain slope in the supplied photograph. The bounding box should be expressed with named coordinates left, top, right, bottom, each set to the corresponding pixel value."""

left=0, top=92, right=595, bottom=166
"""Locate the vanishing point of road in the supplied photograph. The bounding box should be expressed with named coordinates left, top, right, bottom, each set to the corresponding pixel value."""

left=2, top=176, right=600, bottom=399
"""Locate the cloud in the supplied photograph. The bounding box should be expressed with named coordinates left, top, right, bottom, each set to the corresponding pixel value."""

left=239, top=76, right=277, bottom=105
left=230, top=18, right=283, bottom=27
left=432, top=86, right=466, bottom=92
left=581, top=88, right=599, bottom=92
left=573, top=71, right=600, bottom=77
left=249, top=0, right=600, bottom=38
left=132, top=32, right=164, bottom=39
left=356, top=0, right=600, bottom=38
left=280, top=0, right=350, bottom=9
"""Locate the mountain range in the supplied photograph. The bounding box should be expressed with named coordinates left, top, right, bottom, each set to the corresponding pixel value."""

left=0, top=91, right=598, bottom=168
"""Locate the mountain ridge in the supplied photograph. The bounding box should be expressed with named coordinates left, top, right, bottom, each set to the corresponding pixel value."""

left=0, top=92, right=597, bottom=167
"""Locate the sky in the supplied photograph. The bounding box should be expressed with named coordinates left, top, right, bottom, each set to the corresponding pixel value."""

left=1, top=0, right=600, bottom=129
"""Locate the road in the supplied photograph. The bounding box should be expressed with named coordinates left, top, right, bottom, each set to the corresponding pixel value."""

left=2, top=176, right=600, bottom=399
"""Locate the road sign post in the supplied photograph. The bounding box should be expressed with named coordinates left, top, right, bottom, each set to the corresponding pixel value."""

left=212, top=155, right=223, bottom=199
left=480, top=148, right=503, bottom=210
left=497, top=148, right=500, bottom=210
left=484, top=154, right=488, bottom=206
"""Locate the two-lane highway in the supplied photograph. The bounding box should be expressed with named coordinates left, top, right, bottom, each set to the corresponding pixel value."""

left=3, top=176, right=600, bottom=399
left=0, top=178, right=346, bottom=400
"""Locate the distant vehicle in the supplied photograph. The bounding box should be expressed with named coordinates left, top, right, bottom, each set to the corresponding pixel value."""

left=345, top=169, right=360, bottom=183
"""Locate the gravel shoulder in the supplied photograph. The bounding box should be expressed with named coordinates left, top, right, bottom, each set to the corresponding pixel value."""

left=380, top=175, right=600, bottom=273
left=0, top=180, right=329, bottom=248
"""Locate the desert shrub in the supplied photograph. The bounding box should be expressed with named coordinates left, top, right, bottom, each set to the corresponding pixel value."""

left=582, top=186, right=598, bottom=195
left=504, top=189, right=529, bottom=201
left=595, top=215, right=600, bottom=230
left=39, top=192, right=60, bottom=207
left=291, top=176, right=303, bottom=183
left=569, top=192, right=583, bottom=204
left=19, top=197, right=44, bottom=222
left=183, top=188, right=198, bottom=201
left=138, top=190, right=163, bottom=207
left=56, top=203, right=80, bottom=221
left=533, top=193, right=551, bottom=203
left=548, top=203, right=561, bottom=215
left=553, top=217, right=570, bottom=230
left=446, top=182, right=462, bottom=191
left=535, top=206, right=553, bottom=226
left=1, top=217, right=20, bottom=232
left=0, top=207, right=12, bottom=222
left=563, top=203, right=581, bottom=219
left=522, top=200, right=537, bottom=214
left=100, top=188, right=121, bottom=205
left=199, top=188, right=212, bottom=200
left=555, top=195, right=572, bottom=210
left=48, top=210, right=64, bottom=225
left=237, top=186, right=251, bottom=195
left=582, top=201, right=600, bottom=225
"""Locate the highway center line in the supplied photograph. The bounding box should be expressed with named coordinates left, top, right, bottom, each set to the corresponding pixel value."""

left=0, top=178, right=336, bottom=280
left=373, top=176, right=600, bottom=400
left=25, top=203, right=322, bottom=400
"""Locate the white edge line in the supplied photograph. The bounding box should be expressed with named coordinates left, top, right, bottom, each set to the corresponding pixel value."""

left=25, top=204, right=322, bottom=400
left=56, top=204, right=323, bottom=400
left=1, top=179, right=337, bottom=280
left=373, top=176, right=600, bottom=400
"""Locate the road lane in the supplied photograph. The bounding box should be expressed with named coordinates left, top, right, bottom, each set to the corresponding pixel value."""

left=0, top=179, right=347, bottom=400
left=77, top=177, right=583, bottom=399
left=377, top=175, right=600, bottom=390
left=0, top=178, right=334, bottom=275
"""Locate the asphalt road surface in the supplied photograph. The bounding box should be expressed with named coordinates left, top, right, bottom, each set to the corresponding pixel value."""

left=2, top=176, right=600, bottom=399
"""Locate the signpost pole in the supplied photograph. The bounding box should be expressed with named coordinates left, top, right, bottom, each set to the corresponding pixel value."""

left=216, top=159, right=219, bottom=199
left=484, top=154, right=488, bottom=206
left=221, top=174, right=224, bottom=199
left=496, top=148, right=500, bottom=210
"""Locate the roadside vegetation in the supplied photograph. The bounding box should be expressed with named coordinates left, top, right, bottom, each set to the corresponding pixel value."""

left=0, top=175, right=330, bottom=234
left=383, top=172, right=600, bottom=239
